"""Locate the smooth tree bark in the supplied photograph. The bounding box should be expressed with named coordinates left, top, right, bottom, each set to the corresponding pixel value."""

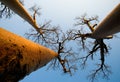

left=0, top=28, right=58, bottom=82
left=0, top=1, right=119, bottom=82
left=0, top=0, right=42, bottom=33
left=91, top=4, right=120, bottom=39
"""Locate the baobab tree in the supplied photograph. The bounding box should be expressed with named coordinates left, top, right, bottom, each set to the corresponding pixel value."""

left=0, top=0, right=120, bottom=82
left=90, top=4, right=120, bottom=39
left=0, top=0, right=58, bottom=82
left=0, top=0, right=43, bottom=34
left=0, top=28, right=58, bottom=82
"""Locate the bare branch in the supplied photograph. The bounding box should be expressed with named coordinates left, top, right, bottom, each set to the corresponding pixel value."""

left=74, top=14, right=112, bottom=81
left=0, top=2, right=14, bottom=18
left=25, top=13, right=113, bottom=82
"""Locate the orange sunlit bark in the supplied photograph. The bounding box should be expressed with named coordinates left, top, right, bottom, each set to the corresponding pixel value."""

left=0, top=28, right=58, bottom=81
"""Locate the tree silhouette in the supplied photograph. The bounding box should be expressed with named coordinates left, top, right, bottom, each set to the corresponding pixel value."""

left=25, top=14, right=112, bottom=82
left=0, top=1, right=119, bottom=82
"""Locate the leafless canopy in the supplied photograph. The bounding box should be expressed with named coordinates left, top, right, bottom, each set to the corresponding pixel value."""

left=0, top=2, right=13, bottom=18
left=0, top=0, right=24, bottom=18
left=25, top=13, right=113, bottom=81
left=0, top=1, right=113, bottom=82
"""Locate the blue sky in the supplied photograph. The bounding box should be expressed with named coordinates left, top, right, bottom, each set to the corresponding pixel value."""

left=0, top=0, right=120, bottom=82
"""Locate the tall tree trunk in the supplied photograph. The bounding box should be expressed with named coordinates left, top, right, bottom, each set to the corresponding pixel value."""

left=0, top=0, right=41, bottom=32
left=91, top=4, right=120, bottom=39
left=0, top=28, right=58, bottom=82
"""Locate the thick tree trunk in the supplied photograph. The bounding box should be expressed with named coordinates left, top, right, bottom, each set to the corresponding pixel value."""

left=0, top=0, right=40, bottom=32
left=0, top=28, right=58, bottom=82
left=91, top=4, right=120, bottom=39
